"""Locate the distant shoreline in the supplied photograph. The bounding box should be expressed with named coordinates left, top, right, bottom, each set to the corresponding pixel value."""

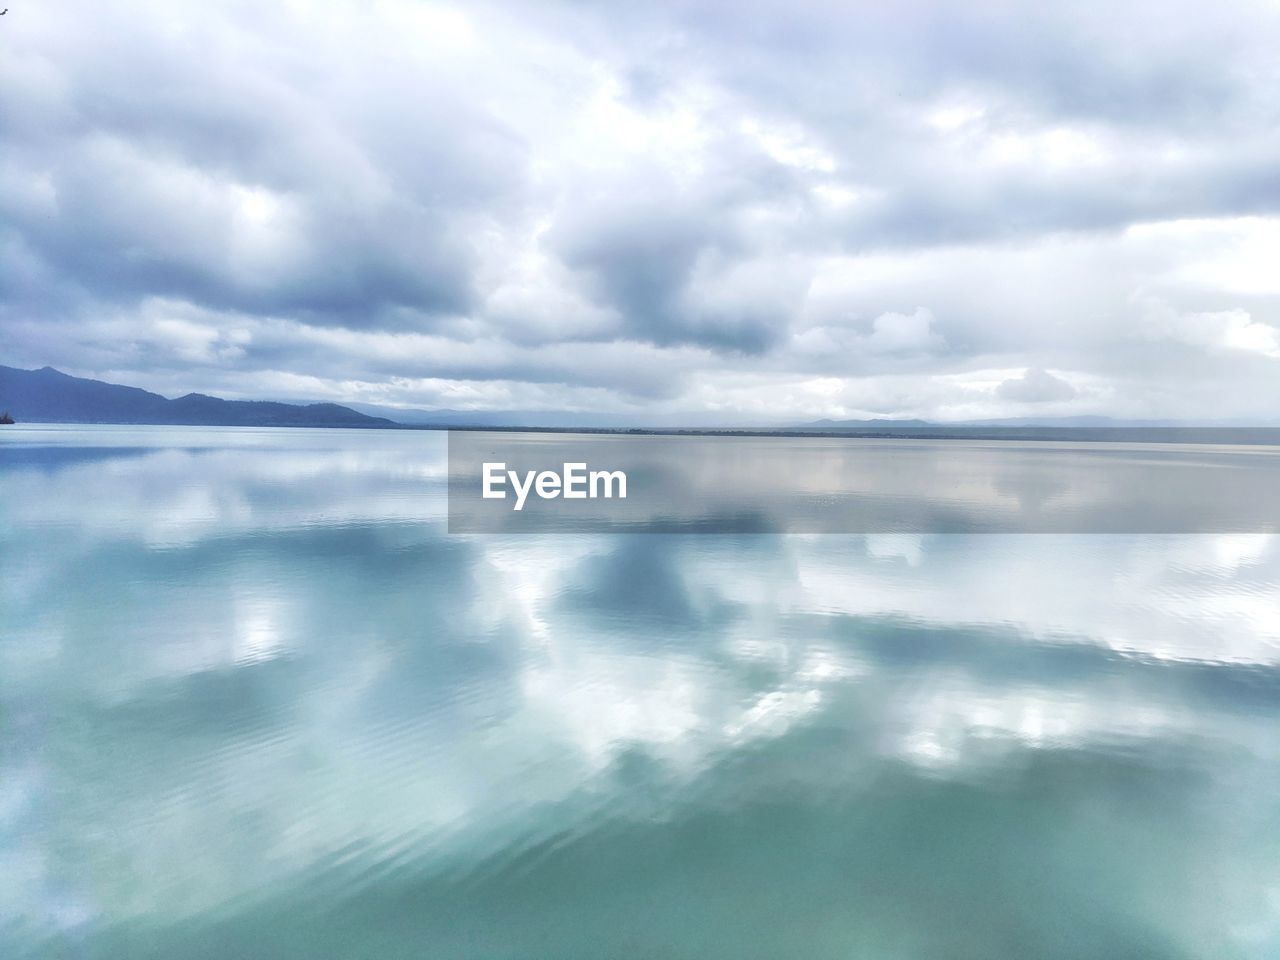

left=7, top=420, right=1280, bottom=446
left=405, top=424, right=1280, bottom=445
left=7, top=366, right=1279, bottom=444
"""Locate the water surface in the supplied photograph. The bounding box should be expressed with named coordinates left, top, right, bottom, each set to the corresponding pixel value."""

left=3, top=425, right=1280, bottom=959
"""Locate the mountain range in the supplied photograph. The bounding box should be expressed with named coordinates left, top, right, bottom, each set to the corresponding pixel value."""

left=0, top=365, right=393, bottom=427
left=3, top=364, right=1275, bottom=431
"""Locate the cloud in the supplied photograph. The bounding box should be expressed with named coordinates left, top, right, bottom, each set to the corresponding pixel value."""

left=1141, top=300, right=1280, bottom=360
left=867, top=309, right=946, bottom=354
left=3, top=0, right=1280, bottom=419
left=996, top=368, right=1078, bottom=403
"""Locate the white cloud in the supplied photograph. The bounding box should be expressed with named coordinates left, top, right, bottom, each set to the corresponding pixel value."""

left=868, top=308, right=946, bottom=354
left=1142, top=300, right=1280, bottom=360
left=997, top=367, right=1078, bottom=403
left=4, top=0, right=1280, bottom=420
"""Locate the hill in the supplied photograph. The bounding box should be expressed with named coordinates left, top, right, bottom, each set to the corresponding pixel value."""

left=0, top=365, right=394, bottom=428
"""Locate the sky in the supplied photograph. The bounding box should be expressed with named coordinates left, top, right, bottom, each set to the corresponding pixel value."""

left=2, top=0, right=1279, bottom=422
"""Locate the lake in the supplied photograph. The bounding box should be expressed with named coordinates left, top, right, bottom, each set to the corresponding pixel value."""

left=3, top=424, right=1280, bottom=958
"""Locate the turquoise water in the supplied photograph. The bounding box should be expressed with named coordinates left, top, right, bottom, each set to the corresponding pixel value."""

left=3, top=425, right=1280, bottom=959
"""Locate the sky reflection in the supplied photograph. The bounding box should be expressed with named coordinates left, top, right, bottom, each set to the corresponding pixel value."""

left=2, top=426, right=1279, bottom=958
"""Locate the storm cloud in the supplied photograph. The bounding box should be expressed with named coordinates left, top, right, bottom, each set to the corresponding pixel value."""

left=2, top=0, right=1279, bottom=420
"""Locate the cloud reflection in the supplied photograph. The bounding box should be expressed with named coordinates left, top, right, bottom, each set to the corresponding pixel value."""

left=3, top=427, right=1280, bottom=957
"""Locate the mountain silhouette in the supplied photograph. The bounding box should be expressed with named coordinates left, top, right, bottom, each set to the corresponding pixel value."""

left=0, top=365, right=394, bottom=427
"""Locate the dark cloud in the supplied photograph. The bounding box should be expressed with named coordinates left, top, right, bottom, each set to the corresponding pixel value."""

left=554, top=202, right=790, bottom=354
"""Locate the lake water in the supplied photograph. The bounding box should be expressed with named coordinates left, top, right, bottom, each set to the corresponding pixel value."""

left=3, top=424, right=1280, bottom=959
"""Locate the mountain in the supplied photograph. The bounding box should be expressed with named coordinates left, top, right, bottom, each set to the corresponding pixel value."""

left=7, top=365, right=1274, bottom=433
left=0, top=365, right=394, bottom=428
